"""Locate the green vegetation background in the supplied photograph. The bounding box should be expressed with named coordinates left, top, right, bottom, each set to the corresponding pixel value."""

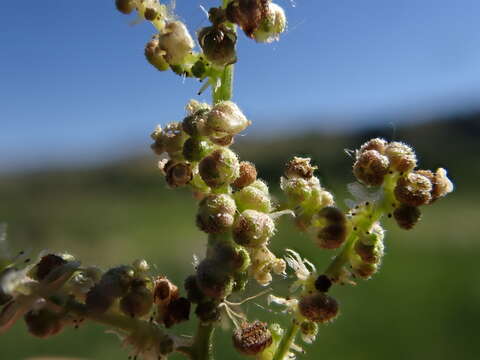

left=1, top=117, right=478, bottom=359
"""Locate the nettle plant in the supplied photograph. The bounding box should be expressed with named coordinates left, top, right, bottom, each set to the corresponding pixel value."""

left=0, top=1, right=454, bottom=360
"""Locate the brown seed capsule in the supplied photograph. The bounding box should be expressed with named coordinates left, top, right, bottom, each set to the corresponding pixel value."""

left=233, top=210, right=275, bottom=248
left=226, top=0, right=270, bottom=38
left=233, top=161, right=257, bottom=189
left=86, top=284, right=115, bottom=314
left=394, top=172, right=432, bottom=207
left=352, top=262, right=378, bottom=279
left=24, top=309, right=64, bottom=338
left=184, top=274, right=205, bottom=303
left=284, top=157, right=316, bottom=179
left=195, top=301, right=221, bottom=323
left=358, top=138, right=388, bottom=154
left=353, top=150, right=390, bottom=186
left=154, top=276, right=179, bottom=305
left=115, top=0, right=135, bottom=15
left=298, top=293, right=339, bottom=323
left=354, top=241, right=383, bottom=264
left=393, top=204, right=421, bottom=230
left=120, top=285, right=154, bottom=318
left=385, top=141, right=417, bottom=173
left=34, top=254, right=67, bottom=281
left=166, top=162, right=193, bottom=188
left=314, top=274, right=332, bottom=292
left=318, top=206, right=346, bottom=225
left=196, top=194, right=236, bottom=234
left=198, top=25, right=237, bottom=66
left=233, top=320, right=273, bottom=356
left=144, top=7, right=158, bottom=21
left=199, top=148, right=240, bottom=188
left=163, top=297, right=191, bottom=328
left=145, top=37, right=170, bottom=72
left=316, top=224, right=347, bottom=249
left=431, top=168, right=454, bottom=202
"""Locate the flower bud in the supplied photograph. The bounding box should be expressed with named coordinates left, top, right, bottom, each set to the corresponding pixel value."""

left=196, top=259, right=234, bottom=299
left=353, top=150, right=390, bottom=186
left=226, top=0, right=268, bottom=38
left=196, top=194, right=236, bottom=234
left=163, top=297, right=191, bottom=328
left=184, top=274, right=205, bottom=304
left=358, top=223, right=385, bottom=245
left=150, top=123, right=188, bottom=156
left=352, top=261, right=378, bottom=279
left=144, top=7, right=159, bottom=21
left=300, top=320, right=318, bottom=344
left=393, top=204, right=421, bottom=230
left=158, top=21, right=194, bottom=65
left=284, top=157, right=316, bottom=179
left=145, top=36, right=170, bottom=72
left=211, top=241, right=251, bottom=272
left=234, top=185, right=272, bottom=213
left=250, top=179, right=269, bottom=194
left=358, top=138, right=388, bottom=154
left=318, top=206, right=346, bottom=225
left=198, top=25, right=237, bottom=66
left=233, top=161, right=257, bottom=189
left=233, top=210, right=275, bottom=248
left=199, top=148, right=240, bottom=188
left=166, top=162, right=193, bottom=188
left=85, top=284, right=115, bottom=314
left=233, top=320, right=273, bottom=356
left=24, top=309, right=63, bottom=338
left=33, top=254, right=67, bottom=281
left=182, top=109, right=210, bottom=137
left=210, top=134, right=234, bottom=146
left=354, top=240, right=384, bottom=264
left=385, top=141, right=417, bottom=173
left=417, top=168, right=454, bottom=203
left=298, top=293, right=339, bottom=323
left=280, top=177, right=312, bottom=204
left=316, top=224, right=347, bottom=249
left=182, top=138, right=214, bottom=162
left=115, top=0, right=135, bottom=15
left=195, top=301, right=220, bottom=323
left=206, top=101, right=250, bottom=136
left=154, top=276, right=179, bottom=305
left=99, top=265, right=135, bottom=297
left=120, top=284, right=154, bottom=318
left=394, top=172, right=432, bottom=207
left=191, top=58, right=208, bottom=78
left=314, top=274, right=332, bottom=293
left=252, top=3, right=287, bottom=43
left=232, top=271, right=249, bottom=292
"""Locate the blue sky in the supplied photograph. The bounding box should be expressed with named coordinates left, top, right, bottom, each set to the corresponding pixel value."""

left=1, top=0, right=480, bottom=171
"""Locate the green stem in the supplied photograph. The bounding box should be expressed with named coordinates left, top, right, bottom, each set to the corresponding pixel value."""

left=212, top=64, right=234, bottom=104
left=272, top=321, right=300, bottom=360
left=187, top=322, right=216, bottom=360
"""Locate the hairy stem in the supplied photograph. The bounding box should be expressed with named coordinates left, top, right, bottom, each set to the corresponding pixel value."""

left=272, top=321, right=300, bottom=360
left=187, top=322, right=216, bottom=360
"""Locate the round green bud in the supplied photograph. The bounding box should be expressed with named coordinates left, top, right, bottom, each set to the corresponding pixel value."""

left=206, top=101, right=250, bottom=136
left=212, top=241, right=251, bottom=273
left=233, top=161, right=257, bottom=189
left=120, top=285, right=154, bottom=318
left=145, top=37, right=170, bottom=72
left=199, top=148, right=240, bottom=188
left=280, top=176, right=312, bottom=204
left=299, top=292, right=339, bottom=323
left=115, top=0, right=135, bottom=15
left=158, top=21, right=195, bottom=65
left=394, top=172, right=432, bottom=207
left=358, top=223, right=385, bottom=245
left=284, top=156, right=316, bottom=179
left=233, top=320, right=273, bottom=356
left=234, top=185, right=272, bottom=213
left=99, top=265, right=135, bottom=297
left=24, top=309, right=63, bottom=338
left=191, top=59, right=208, bottom=78
left=183, top=138, right=214, bottom=162
left=385, top=141, right=417, bottom=173
left=196, top=259, right=234, bottom=299
left=353, top=150, right=390, bottom=186
left=182, top=109, right=210, bottom=137
left=198, top=25, right=237, bottom=66
left=233, top=210, right=275, bottom=248
left=250, top=179, right=269, bottom=194
left=196, top=194, right=236, bottom=234
left=393, top=204, right=421, bottom=230
left=166, top=162, right=193, bottom=188
left=354, top=240, right=383, bottom=264
left=253, top=3, right=287, bottom=43
left=300, top=320, right=318, bottom=343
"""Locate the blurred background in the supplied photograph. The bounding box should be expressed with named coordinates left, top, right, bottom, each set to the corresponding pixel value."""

left=1, top=0, right=479, bottom=359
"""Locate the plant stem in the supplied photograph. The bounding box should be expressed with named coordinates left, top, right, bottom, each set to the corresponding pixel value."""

left=272, top=321, right=300, bottom=360
left=187, top=322, right=216, bottom=360
left=212, top=64, right=234, bottom=104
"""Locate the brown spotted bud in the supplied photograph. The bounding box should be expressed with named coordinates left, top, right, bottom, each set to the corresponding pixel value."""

left=385, top=141, right=417, bottom=173
left=33, top=254, right=67, bottom=281
left=234, top=184, right=272, bottom=213
left=163, top=297, right=191, bottom=328
left=144, top=7, right=158, bottom=21
left=252, top=2, right=287, bottom=43
left=199, top=148, right=240, bottom=188
left=394, top=172, right=432, bottom=207
left=393, top=204, right=421, bottom=230
left=358, top=138, right=388, bottom=154
left=195, top=301, right=220, bottom=323
left=314, top=274, right=332, bottom=293
left=284, top=157, right=316, bottom=179
left=196, top=259, right=234, bottom=299
left=184, top=274, right=205, bottom=304
left=280, top=177, right=312, bottom=204
left=154, top=276, right=179, bottom=305
left=24, top=309, right=64, bottom=338
left=417, top=168, right=454, bottom=203
left=211, top=241, right=251, bottom=272
left=158, top=21, right=194, bottom=65
left=150, top=123, right=188, bottom=156
left=352, top=261, right=378, bottom=279
left=166, top=162, right=193, bottom=188
left=120, top=284, right=154, bottom=318
left=196, top=194, right=236, bottom=234
left=316, top=224, right=347, bottom=249
left=233, top=161, right=257, bottom=189
left=182, top=138, right=214, bottom=162
left=318, top=206, right=346, bottom=225
left=354, top=240, right=384, bottom=264
left=226, top=0, right=269, bottom=38
left=115, top=0, right=135, bottom=15
left=233, top=210, right=275, bottom=248
left=198, top=25, right=237, bottom=66
left=233, top=320, right=273, bottom=356
left=85, top=284, right=115, bottom=314
left=99, top=265, right=135, bottom=298
left=145, top=36, right=170, bottom=72
left=206, top=101, right=250, bottom=136
left=353, top=150, right=390, bottom=186
left=299, top=293, right=339, bottom=323
left=182, top=109, right=210, bottom=137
